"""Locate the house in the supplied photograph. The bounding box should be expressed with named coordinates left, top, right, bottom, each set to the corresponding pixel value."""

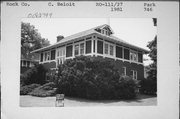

left=20, top=54, right=39, bottom=74
left=31, top=24, right=149, bottom=80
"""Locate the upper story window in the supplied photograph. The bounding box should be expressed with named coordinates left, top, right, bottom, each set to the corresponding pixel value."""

left=110, top=45, right=114, bottom=56
left=130, top=50, right=138, bottom=62
left=124, top=48, right=130, bottom=60
left=74, top=44, right=79, bottom=56
left=104, top=42, right=114, bottom=56
left=80, top=43, right=85, bottom=55
left=40, top=53, right=43, bottom=62
left=44, top=51, right=50, bottom=61
left=66, top=45, right=73, bottom=57
left=116, top=46, right=123, bottom=58
left=74, top=42, right=85, bottom=56
left=138, top=52, right=143, bottom=63
left=57, top=47, right=65, bottom=58
left=100, top=29, right=110, bottom=36
left=104, top=43, right=109, bottom=54
left=51, top=50, right=56, bottom=60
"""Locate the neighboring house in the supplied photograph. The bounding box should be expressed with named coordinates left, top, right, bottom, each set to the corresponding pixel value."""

left=31, top=24, right=149, bottom=80
left=20, top=54, right=39, bottom=74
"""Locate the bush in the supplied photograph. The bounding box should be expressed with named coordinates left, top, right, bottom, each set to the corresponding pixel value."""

left=20, top=84, right=41, bottom=95
left=21, top=64, right=48, bottom=85
left=56, top=56, right=138, bottom=100
left=29, top=82, right=57, bottom=97
left=140, top=78, right=157, bottom=95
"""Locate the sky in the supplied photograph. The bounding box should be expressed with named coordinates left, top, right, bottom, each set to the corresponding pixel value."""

left=22, top=18, right=157, bottom=65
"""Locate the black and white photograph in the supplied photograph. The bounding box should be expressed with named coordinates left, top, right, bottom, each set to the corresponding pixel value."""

left=20, top=18, right=157, bottom=107
left=1, top=1, right=179, bottom=119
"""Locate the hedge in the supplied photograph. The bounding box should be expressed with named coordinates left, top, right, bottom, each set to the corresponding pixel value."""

left=140, top=78, right=157, bottom=95
left=56, top=56, right=138, bottom=100
left=29, top=82, right=57, bottom=97
left=20, top=84, right=41, bottom=95
left=20, top=64, right=47, bottom=85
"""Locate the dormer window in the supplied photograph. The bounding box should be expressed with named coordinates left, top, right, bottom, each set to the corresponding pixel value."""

left=101, top=29, right=110, bottom=36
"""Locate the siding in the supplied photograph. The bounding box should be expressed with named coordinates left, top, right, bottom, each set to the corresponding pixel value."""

left=115, top=60, right=144, bottom=80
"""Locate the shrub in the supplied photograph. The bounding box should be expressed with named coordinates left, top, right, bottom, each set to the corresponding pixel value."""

left=20, top=84, right=41, bottom=95
left=21, top=64, right=48, bottom=85
left=140, top=78, right=157, bottom=95
left=56, top=56, right=138, bottom=100
left=29, top=82, right=57, bottom=97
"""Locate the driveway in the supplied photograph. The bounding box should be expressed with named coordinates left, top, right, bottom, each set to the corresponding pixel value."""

left=20, top=94, right=157, bottom=107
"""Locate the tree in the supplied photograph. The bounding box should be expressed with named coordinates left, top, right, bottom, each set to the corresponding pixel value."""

left=147, top=36, right=157, bottom=81
left=140, top=36, right=157, bottom=94
left=21, top=22, right=50, bottom=59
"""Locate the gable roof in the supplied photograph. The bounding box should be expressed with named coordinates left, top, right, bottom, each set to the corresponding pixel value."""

left=31, top=24, right=149, bottom=54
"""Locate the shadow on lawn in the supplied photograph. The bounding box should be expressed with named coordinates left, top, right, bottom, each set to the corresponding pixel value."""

left=65, top=94, right=157, bottom=104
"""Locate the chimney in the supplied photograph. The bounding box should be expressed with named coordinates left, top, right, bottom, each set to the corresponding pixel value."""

left=57, top=35, right=64, bottom=42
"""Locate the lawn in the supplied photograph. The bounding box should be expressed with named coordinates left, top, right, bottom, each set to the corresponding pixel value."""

left=20, top=94, right=157, bottom=107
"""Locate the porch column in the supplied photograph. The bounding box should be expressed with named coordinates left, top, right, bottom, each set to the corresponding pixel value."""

left=91, top=39, right=93, bottom=56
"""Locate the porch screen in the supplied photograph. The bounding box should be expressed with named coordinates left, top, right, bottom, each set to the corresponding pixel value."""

left=116, top=46, right=122, bottom=58
left=86, top=40, right=91, bottom=54
left=138, top=52, right=143, bottom=63
left=40, top=53, right=43, bottom=62
left=66, top=45, right=73, bottom=57
left=97, top=40, right=103, bottom=54
left=51, top=50, right=56, bottom=60
left=124, top=48, right=130, bottom=60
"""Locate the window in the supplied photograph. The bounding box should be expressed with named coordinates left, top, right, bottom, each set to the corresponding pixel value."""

left=101, top=28, right=110, bottom=36
left=86, top=40, right=91, bottom=54
left=51, top=50, right=56, bottom=60
left=124, top=48, right=130, bottom=60
left=110, top=45, right=114, bottom=56
left=27, top=61, right=30, bottom=67
left=44, top=51, right=50, bottom=61
left=56, top=47, right=66, bottom=67
left=122, top=67, right=126, bottom=76
left=138, top=52, right=143, bottom=63
left=97, top=40, right=103, bottom=54
left=131, top=70, right=137, bottom=80
left=74, top=44, right=79, bottom=56
left=104, top=42, right=114, bottom=56
left=130, top=50, right=138, bottom=62
left=66, top=45, right=73, bottom=57
left=116, top=46, right=123, bottom=58
left=80, top=43, right=85, bottom=55
left=102, top=30, right=104, bottom=34
left=104, top=43, right=108, bottom=54
left=40, top=53, right=43, bottom=62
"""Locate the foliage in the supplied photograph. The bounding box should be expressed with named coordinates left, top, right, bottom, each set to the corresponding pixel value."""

left=20, top=84, right=41, bottom=95
left=56, top=56, right=138, bottom=100
left=29, top=82, right=56, bottom=97
left=147, top=36, right=157, bottom=82
left=140, top=79, right=157, bottom=95
left=21, top=64, right=48, bottom=85
left=142, top=36, right=157, bottom=95
left=21, top=22, right=50, bottom=59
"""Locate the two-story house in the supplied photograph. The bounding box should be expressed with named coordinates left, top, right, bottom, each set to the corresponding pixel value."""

left=31, top=24, right=149, bottom=80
